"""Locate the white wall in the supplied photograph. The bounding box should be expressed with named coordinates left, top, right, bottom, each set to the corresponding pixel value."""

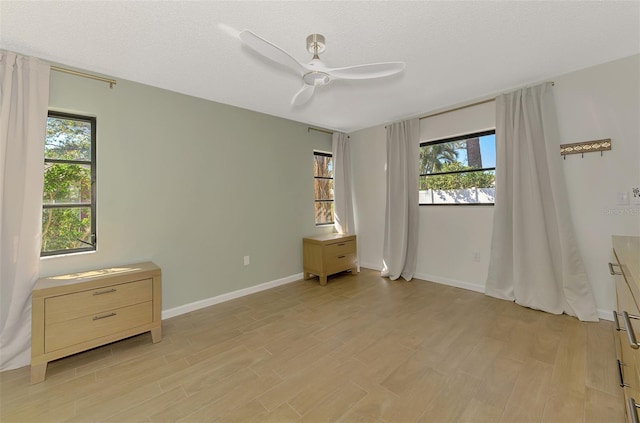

left=42, top=71, right=333, bottom=311
left=554, top=55, right=640, bottom=313
left=351, top=54, right=640, bottom=316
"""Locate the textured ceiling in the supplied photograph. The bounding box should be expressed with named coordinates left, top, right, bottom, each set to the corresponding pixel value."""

left=1, top=1, right=639, bottom=132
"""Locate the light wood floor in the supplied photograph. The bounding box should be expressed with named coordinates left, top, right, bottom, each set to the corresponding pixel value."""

left=0, top=268, right=623, bottom=422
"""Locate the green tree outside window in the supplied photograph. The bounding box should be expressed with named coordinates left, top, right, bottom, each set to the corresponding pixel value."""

left=42, top=112, right=96, bottom=255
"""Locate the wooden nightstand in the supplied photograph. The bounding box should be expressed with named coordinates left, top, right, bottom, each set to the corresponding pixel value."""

left=30, top=262, right=162, bottom=384
left=303, top=233, right=358, bottom=285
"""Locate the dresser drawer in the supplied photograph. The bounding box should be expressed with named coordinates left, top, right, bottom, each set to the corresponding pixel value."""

left=616, top=275, right=640, bottom=336
left=45, top=301, right=153, bottom=352
left=619, top=330, right=640, bottom=388
left=617, top=272, right=640, bottom=313
left=45, top=278, right=152, bottom=324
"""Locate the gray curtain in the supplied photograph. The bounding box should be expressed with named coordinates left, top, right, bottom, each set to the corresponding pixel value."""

left=485, top=82, right=598, bottom=321
left=381, top=119, right=419, bottom=281
left=332, top=132, right=354, bottom=234
left=0, top=51, right=51, bottom=370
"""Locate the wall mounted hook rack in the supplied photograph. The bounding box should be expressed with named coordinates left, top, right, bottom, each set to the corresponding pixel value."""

left=561, top=138, right=611, bottom=159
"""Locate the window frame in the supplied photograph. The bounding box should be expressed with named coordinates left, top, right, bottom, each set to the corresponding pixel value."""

left=419, top=129, right=496, bottom=206
left=41, top=110, right=97, bottom=257
left=313, top=150, right=335, bottom=226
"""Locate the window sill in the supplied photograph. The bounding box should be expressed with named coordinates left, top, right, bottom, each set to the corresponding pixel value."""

left=419, top=203, right=494, bottom=206
left=41, top=250, right=97, bottom=260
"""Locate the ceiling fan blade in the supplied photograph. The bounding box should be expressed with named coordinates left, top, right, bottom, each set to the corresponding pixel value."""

left=327, top=62, right=406, bottom=80
left=291, top=84, right=315, bottom=106
left=239, top=30, right=305, bottom=74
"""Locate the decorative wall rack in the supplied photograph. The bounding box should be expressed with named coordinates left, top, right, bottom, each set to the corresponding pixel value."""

left=560, top=138, right=611, bottom=158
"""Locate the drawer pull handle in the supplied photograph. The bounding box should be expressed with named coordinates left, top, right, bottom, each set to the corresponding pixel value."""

left=629, top=398, right=640, bottom=423
left=337, top=243, right=345, bottom=246
left=93, top=312, right=116, bottom=321
left=623, top=311, right=640, bottom=349
left=614, top=310, right=622, bottom=331
left=609, top=262, right=622, bottom=275
left=613, top=311, right=640, bottom=331
left=93, top=288, right=116, bottom=296
left=338, top=255, right=346, bottom=259
left=618, top=359, right=630, bottom=387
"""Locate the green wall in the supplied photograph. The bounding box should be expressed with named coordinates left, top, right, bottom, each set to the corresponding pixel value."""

left=41, top=70, right=333, bottom=310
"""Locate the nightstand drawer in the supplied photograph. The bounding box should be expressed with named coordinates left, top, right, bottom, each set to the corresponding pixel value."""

left=325, top=252, right=357, bottom=274
left=45, top=301, right=153, bottom=352
left=45, top=278, right=152, bottom=324
left=324, top=240, right=356, bottom=258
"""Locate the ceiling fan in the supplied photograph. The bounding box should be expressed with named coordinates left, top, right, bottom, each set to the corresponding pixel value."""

left=239, top=30, right=406, bottom=106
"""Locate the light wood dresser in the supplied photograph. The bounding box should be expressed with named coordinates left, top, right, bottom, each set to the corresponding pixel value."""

left=31, top=261, right=162, bottom=384
left=303, top=233, right=357, bottom=286
left=612, top=236, right=640, bottom=421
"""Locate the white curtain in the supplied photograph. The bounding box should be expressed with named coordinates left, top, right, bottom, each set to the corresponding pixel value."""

left=0, top=51, right=50, bottom=370
left=381, top=119, right=419, bottom=281
left=485, top=82, right=598, bottom=322
left=332, top=131, right=354, bottom=234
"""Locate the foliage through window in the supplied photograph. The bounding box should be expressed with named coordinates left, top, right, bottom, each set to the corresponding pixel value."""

left=419, top=130, right=496, bottom=205
left=42, top=111, right=96, bottom=256
left=313, top=151, right=334, bottom=225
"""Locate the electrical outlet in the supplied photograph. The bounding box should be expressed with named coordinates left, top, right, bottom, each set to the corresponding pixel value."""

left=472, top=252, right=481, bottom=262
left=633, top=187, right=640, bottom=204
left=617, top=192, right=630, bottom=205
left=243, top=256, right=250, bottom=266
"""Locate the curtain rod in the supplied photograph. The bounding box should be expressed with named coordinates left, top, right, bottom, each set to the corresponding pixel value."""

left=418, top=81, right=555, bottom=121
left=419, top=98, right=494, bottom=120
left=51, top=66, right=117, bottom=88
left=308, top=127, right=333, bottom=135
left=308, top=127, right=349, bottom=138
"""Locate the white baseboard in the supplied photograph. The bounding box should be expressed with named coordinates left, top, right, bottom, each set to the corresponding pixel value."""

left=162, top=272, right=303, bottom=320
left=161, top=268, right=615, bottom=323
left=360, top=264, right=485, bottom=294
left=415, top=273, right=613, bottom=322
left=413, top=272, right=485, bottom=293
left=598, top=309, right=613, bottom=321
left=359, top=261, right=382, bottom=272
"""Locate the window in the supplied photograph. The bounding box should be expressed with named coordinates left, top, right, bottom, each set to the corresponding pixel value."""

left=42, top=111, right=96, bottom=256
left=313, top=151, right=334, bottom=225
left=419, top=130, right=496, bottom=205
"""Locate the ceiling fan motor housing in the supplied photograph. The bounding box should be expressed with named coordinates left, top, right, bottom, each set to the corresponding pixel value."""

left=303, top=71, right=330, bottom=86
left=306, top=34, right=326, bottom=57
